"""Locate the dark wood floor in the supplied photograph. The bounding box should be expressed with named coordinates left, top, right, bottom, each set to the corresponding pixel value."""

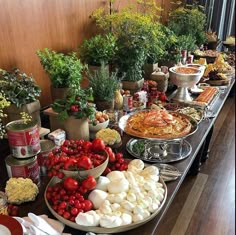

left=155, top=96, right=235, bottom=235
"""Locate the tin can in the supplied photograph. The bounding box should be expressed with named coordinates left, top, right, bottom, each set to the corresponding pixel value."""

left=5, top=155, right=40, bottom=186
left=6, top=120, right=40, bottom=159
left=37, top=140, right=55, bottom=175
left=123, top=95, right=133, bottom=112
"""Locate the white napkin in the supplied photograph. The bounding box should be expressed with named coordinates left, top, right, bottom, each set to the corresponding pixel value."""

left=14, top=214, right=71, bottom=235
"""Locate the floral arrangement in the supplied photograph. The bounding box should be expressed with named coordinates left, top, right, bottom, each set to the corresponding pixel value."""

left=0, top=68, right=41, bottom=108
left=0, top=93, right=10, bottom=138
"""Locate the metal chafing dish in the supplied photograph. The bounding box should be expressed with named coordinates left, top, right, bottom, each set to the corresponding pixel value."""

left=169, top=66, right=204, bottom=102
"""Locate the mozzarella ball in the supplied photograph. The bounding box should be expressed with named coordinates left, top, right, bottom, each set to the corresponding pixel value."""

left=95, top=176, right=110, bottom=192
left=106, top=171, right=125, bottom=182
left=107, top=178, right=129, bottom=194
left=128, top=159, right=145, bottom=171
left=88, top=189, right=108, bottom=209
left=121, top=213, right=132, bottom=225
left=100, top=215, right=122, bottom=228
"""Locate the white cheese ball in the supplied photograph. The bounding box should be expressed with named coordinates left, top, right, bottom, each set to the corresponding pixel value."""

left=132, top=214, right=143, bottom=222
left=127, top=192, right=137, bottom=202
left=88, top=189, right=108, bottom=209
left=121, top=213, right=132, bottom=225
left=75, top=211, right=100, bottom=226
left=100, top=215, right=122, bottom=228
left=95, top=176, right=110, bottom=192
left=111, top=203, right=121, bottom=212
left=113, top=192, right=127, bottom=203
left=121, top=200, right=135, bottom=211
left=107, top=178, right=129, bottom=194
left=106, top=171, right=125, bottom=182
left=141, top=165, right=159, bottom=177
left=128, top=159, right=145, bottom=171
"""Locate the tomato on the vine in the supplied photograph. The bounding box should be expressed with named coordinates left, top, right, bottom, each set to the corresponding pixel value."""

left=64, top=158, right=77, bottom=170
left=77, top=156, right=92, bottom=170
left=105, top=147, right=116, bottom=162
left=83, top=200, right=93, bottom=211
left=82, top=141, right=92, bottom=152
left=63, top=177, right=79, bottom=191
left=92, top=138, right=106, bottom=152
left=81, top=175, right=97, bottom=190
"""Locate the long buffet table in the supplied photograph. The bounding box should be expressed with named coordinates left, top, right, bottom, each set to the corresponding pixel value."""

left=0, top=78, right=234, bottom=235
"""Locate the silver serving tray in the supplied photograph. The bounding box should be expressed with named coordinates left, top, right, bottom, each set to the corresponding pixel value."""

left=119, top=110, right=198, bottom=141
left=126, top=138, right=192, bottom=163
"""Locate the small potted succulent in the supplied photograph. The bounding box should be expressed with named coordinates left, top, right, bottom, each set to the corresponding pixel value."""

left=0, top=68, right=41, bottom=126
left=87, top=63, right=120, bottom=111
left=37, top=48, right=83, bottom=101
left=79, top=33, right=117, bottom=71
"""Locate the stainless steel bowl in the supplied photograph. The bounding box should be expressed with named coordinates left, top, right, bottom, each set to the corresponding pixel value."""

left=169, top=66, right=203, bottom=102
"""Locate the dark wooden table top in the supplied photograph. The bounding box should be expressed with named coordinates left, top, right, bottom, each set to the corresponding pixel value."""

left=0, top=78, right=234, bottom=235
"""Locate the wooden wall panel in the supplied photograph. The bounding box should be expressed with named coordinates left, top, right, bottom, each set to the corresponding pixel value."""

left=0, top=0, right=107, bottom=107
left=0, top=0, right=172, bottom=107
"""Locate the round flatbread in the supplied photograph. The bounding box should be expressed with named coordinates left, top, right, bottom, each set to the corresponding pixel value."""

left=125, top=110, right=192, bottom=139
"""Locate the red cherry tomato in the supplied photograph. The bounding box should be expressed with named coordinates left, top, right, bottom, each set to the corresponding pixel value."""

left=81, top=176, right=97, bottom=190
left=105, top=147, right=116, bottom=162
left=64, top=158, right=78, bottom=170
left=82, top=141, right=92, bottom=152
left=83, top=200, right=93, bottom=211
left=92, top=138, right=106, bottom=152
left=77, top=156, right=92, bottom=170
left=63, top=177, right=79, bottom=191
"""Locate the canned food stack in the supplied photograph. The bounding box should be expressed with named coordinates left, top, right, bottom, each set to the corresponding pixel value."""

left=5, top=120, right=42, bottom=186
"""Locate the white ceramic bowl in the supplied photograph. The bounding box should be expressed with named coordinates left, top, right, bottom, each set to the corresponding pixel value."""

left=89, top=119, right=109, bottom=132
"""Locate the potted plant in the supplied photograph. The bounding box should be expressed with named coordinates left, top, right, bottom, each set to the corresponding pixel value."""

left=79, top=33, right=117, bottom=71
left=87, top=63, right=121, bottom=111
left=51, top=87, right=95, bottom=140
left=168, top=4, right=207, bottom=50
left=92, top=6, right=162, bottom=93
left=36, top=48, right=83, bottom=101
left=143, top=23, right=166, bottom=79
left=0, top=68, right=41, bottom=127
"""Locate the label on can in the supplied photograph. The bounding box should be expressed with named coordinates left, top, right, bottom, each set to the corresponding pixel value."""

left=123, top=95, right=133, bottom=112
left=7, top=121, right=40, bottom=158
left=5, top=155, right=40, bottom=186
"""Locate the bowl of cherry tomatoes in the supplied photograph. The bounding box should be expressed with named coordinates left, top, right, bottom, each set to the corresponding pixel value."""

left=46, top=139, right=109, bottom=179
left=89, top=112, right=109, bottom=133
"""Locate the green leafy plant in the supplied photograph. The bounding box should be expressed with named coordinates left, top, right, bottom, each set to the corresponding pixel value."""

left=0, top=68, right=41, bottom=108
left=79, top=33, right=117, bottom=66
left=88, top=63, right=120, bottom=102
left=37, top=48, right=83, bottom=88
left=51, top=87, right=95, bottom=121
left=157, top=25, right=181, bottom=63
left=168, top=6, right=207, bottom=48
left=92, top=5, right=163, bottom=81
